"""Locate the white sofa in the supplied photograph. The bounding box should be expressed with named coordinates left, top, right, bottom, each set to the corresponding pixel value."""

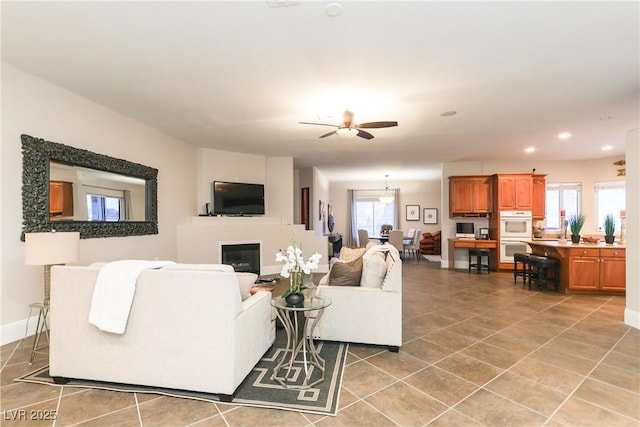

left=49, top=264, right=275, bottom=398
left=308, top=244, right=402, bottom=350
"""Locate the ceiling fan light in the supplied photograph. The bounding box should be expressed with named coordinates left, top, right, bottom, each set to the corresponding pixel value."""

left=336, top=127, right=358, bottom=137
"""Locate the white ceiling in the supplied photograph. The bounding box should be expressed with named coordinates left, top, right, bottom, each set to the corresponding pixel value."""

left=2, top=1, right=638, bottom=181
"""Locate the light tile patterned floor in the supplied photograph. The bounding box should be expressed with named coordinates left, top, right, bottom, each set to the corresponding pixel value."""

left=1, top=260, right=638, bottom=426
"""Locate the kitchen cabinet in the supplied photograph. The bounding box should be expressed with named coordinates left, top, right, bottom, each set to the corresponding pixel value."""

left=568, top=247, right=626, bottom=292
left=527, top=241, right=625, bottom=295
left=493, top=174, right=533, bottom=211
left=449, top=176, right=492, bottom=217
left=49, top=181, right=74, bottom=217
left=532, top=174, right=546, bottom=219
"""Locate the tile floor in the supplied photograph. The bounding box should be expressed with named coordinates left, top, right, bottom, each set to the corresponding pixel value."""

left=1, top=260, right=639, bottom=426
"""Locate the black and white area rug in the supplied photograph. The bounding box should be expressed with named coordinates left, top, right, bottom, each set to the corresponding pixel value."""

left=16, top=334, right=348, bottom=416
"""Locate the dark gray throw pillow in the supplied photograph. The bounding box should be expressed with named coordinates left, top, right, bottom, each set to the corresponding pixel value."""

left=328, top=255, right=363, bottom=286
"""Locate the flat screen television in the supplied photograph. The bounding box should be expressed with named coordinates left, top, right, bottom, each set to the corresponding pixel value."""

left=212, top=181, right=265, bottom=215
left=456, top=222, right=475, bottom=239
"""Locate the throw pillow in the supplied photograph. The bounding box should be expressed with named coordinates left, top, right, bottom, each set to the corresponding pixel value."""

left=360, top=251, right=387, bottom=288
left=338, top=246, right=366, bottom=262
left=236, top=272, right=258, bottom=301
left=328, top=256, right=363, bottom=287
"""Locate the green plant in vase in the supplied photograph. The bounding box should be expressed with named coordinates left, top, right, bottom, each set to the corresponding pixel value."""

left=604, top=214, right=615, bottom=244
left=569, top=214, right=586, bottom=243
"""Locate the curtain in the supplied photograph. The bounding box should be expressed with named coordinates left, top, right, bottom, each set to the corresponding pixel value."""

left=347, top=189, right=358, bottom=247
left=123, top=190, right=133, bottom=221
left=393, top=188, right=400, bottom=229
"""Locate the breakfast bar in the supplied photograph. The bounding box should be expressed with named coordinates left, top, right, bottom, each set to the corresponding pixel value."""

left=525, top=240, right=626, bottom=295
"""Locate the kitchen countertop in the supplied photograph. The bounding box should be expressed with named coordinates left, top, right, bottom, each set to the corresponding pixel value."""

left=524, top=240, right=626, bottom=249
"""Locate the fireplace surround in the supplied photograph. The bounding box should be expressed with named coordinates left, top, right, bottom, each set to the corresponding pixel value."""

left=220, top=241, right=261, bottom=275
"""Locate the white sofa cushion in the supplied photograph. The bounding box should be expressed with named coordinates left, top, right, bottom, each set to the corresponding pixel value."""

left=236, top=272, right=258, bottom=300
left=360, top=251, right=387, bottom=288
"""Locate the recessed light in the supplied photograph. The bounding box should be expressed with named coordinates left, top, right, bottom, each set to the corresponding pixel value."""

left=602, top=145, right=613, bottom=151
left=440, top=111, right=457, bottom=117
left=325, top=2, right=343, bottom=17
left=558, top=132, right=572, bottom=139
left=525, top=147, right=536, bottom=153
left=600, top=115, right=612, bottom=121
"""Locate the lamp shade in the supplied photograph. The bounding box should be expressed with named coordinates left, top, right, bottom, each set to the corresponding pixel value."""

left=25, top=232, right=80, bottom=265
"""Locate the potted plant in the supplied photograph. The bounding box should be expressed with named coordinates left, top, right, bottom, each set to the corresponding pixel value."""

left=276, top=239, right=322, bottom=307
left=604, top=214, right=615, bottom=244
left=569, top=214, right=586, bottom=243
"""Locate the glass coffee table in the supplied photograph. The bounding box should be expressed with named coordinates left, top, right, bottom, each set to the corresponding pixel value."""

left=270, top=295, right=332, bottom=389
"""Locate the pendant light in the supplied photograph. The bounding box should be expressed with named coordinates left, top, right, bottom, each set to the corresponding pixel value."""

left=379, top=175, right=394, bottom=204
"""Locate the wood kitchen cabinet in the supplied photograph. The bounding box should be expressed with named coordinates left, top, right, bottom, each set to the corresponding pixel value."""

left=568, top=247, right=625, bottom=292
left=493, top=174, right=533, bottom=211
left=532, top=174, right=546, bottom=219
left=49, top=181, right=74, bottom=217
left=449, top=176, right=492, bottom=217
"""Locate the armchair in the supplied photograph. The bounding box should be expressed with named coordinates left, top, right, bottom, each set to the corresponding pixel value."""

left=308, top=244, right=402, bottom=351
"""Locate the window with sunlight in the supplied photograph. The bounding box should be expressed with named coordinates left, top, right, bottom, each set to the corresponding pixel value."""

left=87, top=194, right=122, bottom=221
left=545, top=183, right=582, bottom=229
left=595, top=181, right=626, bottom=232
left=354, top=193, right=396, bottom=236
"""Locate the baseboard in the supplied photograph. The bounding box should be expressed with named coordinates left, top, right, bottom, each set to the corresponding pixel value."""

left=624, top=308, right=640, bottom=330
left=1, top=315, right=41, bottom=346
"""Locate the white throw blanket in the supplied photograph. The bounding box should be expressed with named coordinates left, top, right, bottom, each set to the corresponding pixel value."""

left=88, top=260, right=175, bottom=334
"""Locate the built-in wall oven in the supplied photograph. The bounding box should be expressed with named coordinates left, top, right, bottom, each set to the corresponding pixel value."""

left=499, top=210, right=533, bottom=263
left=500, top=239, right=531, bottom=263
left=500, top=211, right=533, bottom=238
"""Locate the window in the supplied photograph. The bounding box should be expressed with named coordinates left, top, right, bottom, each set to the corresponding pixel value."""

left=595, top=181, right=625, bottom=232
left=354, top=192, right=397, bottom=236
left=87, top=195, right=122, bottom=221
left=545, top=183, right=582, bottom=229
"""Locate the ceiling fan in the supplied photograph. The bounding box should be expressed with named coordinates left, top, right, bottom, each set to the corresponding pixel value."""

left=300, top=110, right=398, bottom=140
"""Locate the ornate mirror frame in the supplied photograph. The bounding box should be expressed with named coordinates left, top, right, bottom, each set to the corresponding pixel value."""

left=21, top=134, right=158, bottom=239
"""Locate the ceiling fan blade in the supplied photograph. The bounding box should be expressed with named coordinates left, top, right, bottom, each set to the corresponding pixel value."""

left=357, top=129, right=375, bottom=139
left=319, top=130, right=338, bottom=138
left=357, top=121, right=398, bottom=129
left=299, top=122, right=339, bottom=128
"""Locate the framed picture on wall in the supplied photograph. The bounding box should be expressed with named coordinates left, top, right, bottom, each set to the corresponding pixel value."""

left=406, top=205, right=420, bottom=221
left=423, top=208, right=438, bottom=224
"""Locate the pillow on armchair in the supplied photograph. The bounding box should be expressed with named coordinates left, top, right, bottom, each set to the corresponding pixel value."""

left=327, top=255, right=363, bottom=286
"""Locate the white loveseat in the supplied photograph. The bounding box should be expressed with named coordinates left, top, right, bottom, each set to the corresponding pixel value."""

left=308, top=244, right=402, bottom=350
left=49, top=264, right=275, bottom=398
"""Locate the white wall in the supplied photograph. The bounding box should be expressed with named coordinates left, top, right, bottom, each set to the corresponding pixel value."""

left=329, top=178, right=442, bottom=246
left=624, top=129, right=639, bottom=329
left=197, top=148, right=294, bottom=224
left=441, top=157, right=630, bottom=268
left=313, top=168, right=330, bottom=236
left=1, top=64, right=198, bottom=343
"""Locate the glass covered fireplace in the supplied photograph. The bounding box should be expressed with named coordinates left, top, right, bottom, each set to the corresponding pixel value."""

left=220, top=242, right=261, bottom=275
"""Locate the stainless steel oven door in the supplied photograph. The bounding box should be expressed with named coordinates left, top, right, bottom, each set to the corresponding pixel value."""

left=500, top=239, right=531, bottom=263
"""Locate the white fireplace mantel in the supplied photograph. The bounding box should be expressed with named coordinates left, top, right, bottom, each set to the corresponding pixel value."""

left=177, top=217, right=329, bottom=275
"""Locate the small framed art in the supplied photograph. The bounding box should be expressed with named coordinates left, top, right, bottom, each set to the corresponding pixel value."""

left=406, top=205, right=420, bottom=221
left=423, top=208, right=438, bottom=224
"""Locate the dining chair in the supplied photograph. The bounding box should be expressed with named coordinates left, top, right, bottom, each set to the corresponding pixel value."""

left=403, top=229, right=416, bottom=256
left=410, top=229, right=422, bottom=259
left=357, top=229, right=370, bottom=248
left=388, top=230, right=404, bottom=257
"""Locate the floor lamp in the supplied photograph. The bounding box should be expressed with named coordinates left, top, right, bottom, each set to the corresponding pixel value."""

left=24, top=231, right=79, bottom=364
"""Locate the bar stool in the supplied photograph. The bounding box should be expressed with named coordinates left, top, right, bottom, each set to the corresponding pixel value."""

left=527, top=255, right=560, bottom=290
left=513, top=253, right=530, bottom=285
left=468, top=248, right=490, bottom=274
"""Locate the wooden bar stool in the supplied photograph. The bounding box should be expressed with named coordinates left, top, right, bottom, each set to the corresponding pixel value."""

left=513, top=253, right=530, bottom=285
left=527, top=255, right=560, bottom=290
left=468, top=248, right=490, bottom=274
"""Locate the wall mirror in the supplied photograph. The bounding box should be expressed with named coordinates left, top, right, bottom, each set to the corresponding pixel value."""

left=22, top=134, right=158, bottom=239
